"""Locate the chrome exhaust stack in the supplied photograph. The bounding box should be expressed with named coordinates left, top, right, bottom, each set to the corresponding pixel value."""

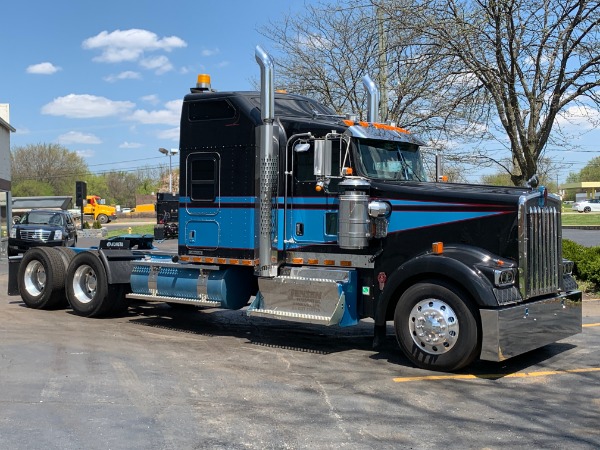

left=362, top=75, right=380, bottom=123
left=255, top=45, right=278, bottom=277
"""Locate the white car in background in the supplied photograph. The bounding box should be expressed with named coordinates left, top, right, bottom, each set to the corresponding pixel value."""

left=572, top=199, right=600, bottom=213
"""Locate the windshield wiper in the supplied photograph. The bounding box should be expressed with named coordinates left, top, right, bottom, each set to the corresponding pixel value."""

left=397, top=151, right=422, bottom=182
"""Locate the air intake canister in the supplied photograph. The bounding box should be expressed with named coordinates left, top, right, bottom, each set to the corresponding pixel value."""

left=338, top=178, right=371, bottom=249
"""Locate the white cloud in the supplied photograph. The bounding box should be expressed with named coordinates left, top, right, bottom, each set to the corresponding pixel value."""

left=140, top=94, right=160, bottom=105
left=59, top=131, right=102, bottom=144
left=41, top=94, right=135, bottom=118
left=104, top=71, right=142, bottom=82
left=217, top=61, right=230, bottom=68
left=128, top=99, right=182, bottom=126
left=76, top=149, right=95, bottom=158
left=556, top=104, right=600, bottom=130
left=140, top=55, right=173, bottom=74
left=201, top=48, right=220, bottom=57
left=119, top=141, right=143, bottom=149
left=26, top=62, right=61, bottom=75
left=82, top=29, right=187, bottom=63
left=157, top=127, right=180, bottom=141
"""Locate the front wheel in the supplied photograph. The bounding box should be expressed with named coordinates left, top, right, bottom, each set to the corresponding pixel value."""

left=584, top=207, right=591, bottom=213
left=394, top=281, right=480, bottom=372
left=96, top=214, right=109, bottom=224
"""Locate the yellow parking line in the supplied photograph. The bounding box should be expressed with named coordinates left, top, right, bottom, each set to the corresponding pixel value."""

left=393, top=367, right=600, bottom=383
left=583, top=323, right=600, bottom=328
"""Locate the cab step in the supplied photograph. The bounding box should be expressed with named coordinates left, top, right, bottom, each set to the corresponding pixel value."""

left=126, top=293, right=221, bottom=308
left=247, top=267, right=358, bottom=327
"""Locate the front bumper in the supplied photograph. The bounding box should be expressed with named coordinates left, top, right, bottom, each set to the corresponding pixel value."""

left=480, top=291, right=582, bottom=361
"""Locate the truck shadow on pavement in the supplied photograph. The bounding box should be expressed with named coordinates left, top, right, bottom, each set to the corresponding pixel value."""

left=125, top=301, right=576, bottom=375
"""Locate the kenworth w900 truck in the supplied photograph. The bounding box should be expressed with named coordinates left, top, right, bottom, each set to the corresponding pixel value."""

left=7, top=46, right=581, bottom=371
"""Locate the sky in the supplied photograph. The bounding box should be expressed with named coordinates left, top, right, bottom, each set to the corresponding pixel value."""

left=0, top=0, right=312, bottom=178
left=1, top=0, right=598, bottom=185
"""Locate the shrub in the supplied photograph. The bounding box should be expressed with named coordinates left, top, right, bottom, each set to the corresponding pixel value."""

left=92, top=220, right=102, bottom=229
left=82, top=221, right=91, bottom=229
left=563, top=239, right=600, bottom=286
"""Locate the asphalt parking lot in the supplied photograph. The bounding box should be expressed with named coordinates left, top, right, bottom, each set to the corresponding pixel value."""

left=1, top=240, right=599, bottom=449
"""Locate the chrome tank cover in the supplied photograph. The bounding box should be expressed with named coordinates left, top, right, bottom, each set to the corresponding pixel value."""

left=338, top=178, right=371, bottom=249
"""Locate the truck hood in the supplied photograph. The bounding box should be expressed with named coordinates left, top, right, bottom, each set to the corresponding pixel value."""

left=369, top=180, right=539, bottom=207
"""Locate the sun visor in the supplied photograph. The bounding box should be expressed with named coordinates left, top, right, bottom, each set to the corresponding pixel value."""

left=344, top=124, right=425, bottom=146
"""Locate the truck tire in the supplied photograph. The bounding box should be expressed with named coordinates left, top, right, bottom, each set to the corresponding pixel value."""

left=97, top=214, right=109, bottom=224
left=17, top=247, right=67, bottom=309
left=55, top=247, right=76, bottom=267
left=66, top=251, right=114, bottom=317
left=394, top=281, right=480, bottom=372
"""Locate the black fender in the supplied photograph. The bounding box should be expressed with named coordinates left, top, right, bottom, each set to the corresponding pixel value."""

left=98, top=249, right=145, bottom=285
left=7, top=255, right=23, bottom=296
left=375, top=247, right=502, bottom=326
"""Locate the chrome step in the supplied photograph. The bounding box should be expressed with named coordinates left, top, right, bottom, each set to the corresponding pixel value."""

left=126, top=293, right=221, bottom=307
left=248, top=268, right=353, bottom=326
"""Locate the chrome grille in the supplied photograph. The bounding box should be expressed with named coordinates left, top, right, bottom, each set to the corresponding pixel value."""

left=518, top=193, right=562, bottom=299
left=20, top=229, right=51, bottom=242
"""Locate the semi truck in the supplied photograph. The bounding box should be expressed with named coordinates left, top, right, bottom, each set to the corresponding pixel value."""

left=7, top=46, right=582, bottom=372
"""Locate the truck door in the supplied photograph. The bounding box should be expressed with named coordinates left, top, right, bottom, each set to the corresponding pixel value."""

left=284, top=140, right=340, bottom=249
left=183, top=152, right=221, bottom=249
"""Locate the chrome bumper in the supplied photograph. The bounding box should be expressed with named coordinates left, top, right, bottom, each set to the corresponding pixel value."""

left=480, top=291, right=582, bottom=362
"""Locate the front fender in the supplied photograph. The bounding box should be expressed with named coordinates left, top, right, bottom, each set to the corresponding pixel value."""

left=375, top=250, right=499, bottom=325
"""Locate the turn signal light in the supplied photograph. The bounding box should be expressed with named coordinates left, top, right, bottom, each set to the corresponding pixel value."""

left=432, top=242, right=444, bottom=254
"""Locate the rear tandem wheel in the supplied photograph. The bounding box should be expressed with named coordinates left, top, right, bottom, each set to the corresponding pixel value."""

left=65, top=251, right=128, bottom=317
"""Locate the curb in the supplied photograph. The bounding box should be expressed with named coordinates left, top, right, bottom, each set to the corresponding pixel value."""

left=77, top=229, right=107, bottom=238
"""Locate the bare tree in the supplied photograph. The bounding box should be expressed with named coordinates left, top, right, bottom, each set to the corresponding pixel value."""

left=405, top=0, right=600, bottom=185
left=261, top=1, right=488, bottom=143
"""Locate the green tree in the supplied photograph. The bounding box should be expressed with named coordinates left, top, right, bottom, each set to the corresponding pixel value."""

left=11, top=143, right=89, bottom=195
left=11, top=180, right=55, bottom=197
left=566, top=156, right=600, bottom=183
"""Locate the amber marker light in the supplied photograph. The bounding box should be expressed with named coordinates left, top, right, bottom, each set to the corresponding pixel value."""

left=432, top=242, right=444, bottom=254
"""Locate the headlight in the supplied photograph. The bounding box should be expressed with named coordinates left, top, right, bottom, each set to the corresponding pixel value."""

left=494, top=268, right=516, bottom=287
left=562, top=259, right=574, bottom=275
left=54, top=230, right=63, bottom=240
left=10, top=227, right=16, bottom=238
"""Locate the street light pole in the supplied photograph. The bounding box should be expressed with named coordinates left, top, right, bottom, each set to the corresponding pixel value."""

left=158, top=148, right=179, bottom=193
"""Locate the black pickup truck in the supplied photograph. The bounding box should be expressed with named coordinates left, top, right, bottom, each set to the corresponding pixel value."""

left=8, top=209, right=77, bottom=256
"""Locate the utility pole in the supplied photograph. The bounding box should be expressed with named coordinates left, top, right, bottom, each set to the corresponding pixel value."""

left=377, top=3, right=388, bottom=123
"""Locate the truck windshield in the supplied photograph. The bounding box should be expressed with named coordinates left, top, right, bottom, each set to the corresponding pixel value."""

left=355, top=138, right=427, bottom=181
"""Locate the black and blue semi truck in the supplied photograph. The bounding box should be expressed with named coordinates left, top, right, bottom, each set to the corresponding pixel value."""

left=7, top=46, right=582, bottom=371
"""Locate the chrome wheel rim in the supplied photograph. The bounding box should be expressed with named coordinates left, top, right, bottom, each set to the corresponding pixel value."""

left=409, top=298, right=459, bottom=354
left=24, top=260, right=46, bottom=297
left=72, top=264, right=97, bottom=304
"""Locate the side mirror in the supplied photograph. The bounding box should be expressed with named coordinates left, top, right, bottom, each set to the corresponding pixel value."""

left=294, top=142, right=310, bottom=153
left=314, top=139, right=332, bottom=176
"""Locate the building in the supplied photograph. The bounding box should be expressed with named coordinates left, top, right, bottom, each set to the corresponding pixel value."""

left=0, top=104, right=16, bottom=244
